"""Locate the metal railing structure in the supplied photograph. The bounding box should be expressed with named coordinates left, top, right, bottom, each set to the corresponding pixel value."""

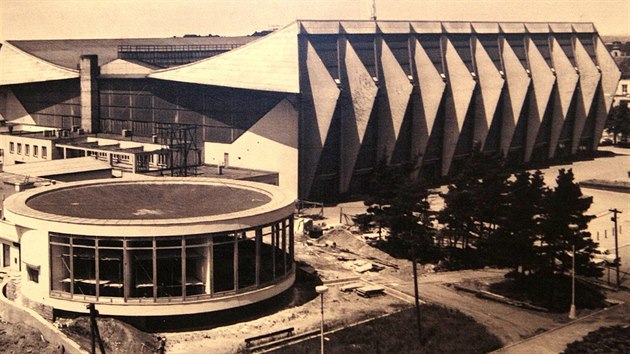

left=117, top=44, right=243, bottom=67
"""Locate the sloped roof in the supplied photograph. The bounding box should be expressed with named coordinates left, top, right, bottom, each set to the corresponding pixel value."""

left=0, top=41, right=79, bottom=85
left=149, top=23, right=300, bottom=93
left=2, top=157, right=111, bottom=178
left=7, top=36, right=255, bottom=69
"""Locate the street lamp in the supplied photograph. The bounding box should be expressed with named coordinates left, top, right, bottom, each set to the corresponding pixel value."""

left=569, top=242, right=577, bottom=320
left=315, top=285, right=329, bottom=354
left=569, top=224, right=578, bottom=320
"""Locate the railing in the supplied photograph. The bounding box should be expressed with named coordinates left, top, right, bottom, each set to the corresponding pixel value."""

left=118, top=44, right=241, bottom=53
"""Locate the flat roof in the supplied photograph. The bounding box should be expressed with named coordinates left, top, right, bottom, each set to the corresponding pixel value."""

left=3, top=178, right=295, bottom=237
left=26, top=180, right=272, bottom=220
left=2, top=157, right=111, bottom=178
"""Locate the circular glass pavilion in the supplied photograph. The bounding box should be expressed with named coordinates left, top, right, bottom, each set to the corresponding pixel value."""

left=3, top=178, right=296, bottom=316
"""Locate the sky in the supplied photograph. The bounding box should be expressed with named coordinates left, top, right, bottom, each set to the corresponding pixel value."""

left=0, top=0, right=628, bottom=40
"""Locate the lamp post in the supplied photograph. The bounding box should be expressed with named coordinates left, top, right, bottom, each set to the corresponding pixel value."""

left=569, top=242, right=577, bottom=319
left=569, top=224, right=578, bottom=320
left=315, top=285, right=329, bottom=354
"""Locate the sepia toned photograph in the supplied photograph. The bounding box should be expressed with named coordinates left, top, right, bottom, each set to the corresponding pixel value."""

left=0, top=0, right=628, bottom=353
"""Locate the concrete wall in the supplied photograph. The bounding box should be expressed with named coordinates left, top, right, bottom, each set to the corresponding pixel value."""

left=49, top=169, right=112, bottom=183
left=0, top=242, right=20, bottom=271
left=0, top=280, right=85, bottom=354
left=20, top=229, right=50, bottom=308
left=0, top=88, right=36, bottom=125
left=1, top=134, right=54, bottom=165
left=204, top=98, right=298, bottom=197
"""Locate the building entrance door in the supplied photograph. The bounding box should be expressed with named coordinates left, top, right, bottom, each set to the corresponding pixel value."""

left=3, top=244, right=9, bottom=267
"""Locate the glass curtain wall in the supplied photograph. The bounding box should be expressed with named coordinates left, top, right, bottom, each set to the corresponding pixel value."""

left=48, top=217, right=293, bottom=303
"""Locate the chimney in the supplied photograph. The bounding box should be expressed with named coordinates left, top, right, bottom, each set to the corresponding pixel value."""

left=80, top=55, right=100, bottom=133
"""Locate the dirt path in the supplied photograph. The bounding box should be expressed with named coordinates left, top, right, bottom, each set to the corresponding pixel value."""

left=366, top=270, right=560, bottom=345
left=299, top=231, right=567, bottom=347
left=493, top=303, right=630, bottom=354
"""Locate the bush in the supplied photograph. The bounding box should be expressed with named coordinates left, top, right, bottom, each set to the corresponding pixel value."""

left=563, top=325, right=630, bottom=353
left=271, top=305, right=501, bottom=354
left=490, top=273, right=607, bottom=312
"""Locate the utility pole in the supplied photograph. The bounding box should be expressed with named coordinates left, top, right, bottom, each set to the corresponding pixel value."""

left=610, top=208, right=622, bottom=288
left=412, top=258, right=422, bottom=339
left=87, top=303, right=106, bottom=354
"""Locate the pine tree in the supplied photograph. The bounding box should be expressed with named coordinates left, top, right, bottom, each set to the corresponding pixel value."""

left=489, top=170, right=548, bottom=274
left=439, top=149, right=507, bottom=251
left=540, top=169, right=602, bottom=278
left=361, top=158, right=436, bottom=260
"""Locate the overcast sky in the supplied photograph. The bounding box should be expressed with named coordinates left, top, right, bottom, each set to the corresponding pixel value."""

left=1, top=0, right=628, bottom=40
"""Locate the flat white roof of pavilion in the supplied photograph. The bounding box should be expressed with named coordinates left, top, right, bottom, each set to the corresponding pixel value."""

left=3, top=178, right=295, bottom=236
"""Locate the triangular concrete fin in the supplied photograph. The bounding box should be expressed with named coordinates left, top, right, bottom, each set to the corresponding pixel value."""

left=474, top=38, right=505, bottom=148
left=571, top=38, right=601, bottom=153
left=379, top=39, right=413, bottom=161
left=500, top=37, right=530, bottom=155
left=339, top=38, right=378, bottom=193
left=524, top=37, right=555, bottom=162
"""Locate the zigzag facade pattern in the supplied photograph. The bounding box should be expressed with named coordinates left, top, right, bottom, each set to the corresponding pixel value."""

left=298, top=21, right=621, bottom=200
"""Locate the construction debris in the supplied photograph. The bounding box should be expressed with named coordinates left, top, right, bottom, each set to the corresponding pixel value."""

left=355, top=286, right=385, bottom=298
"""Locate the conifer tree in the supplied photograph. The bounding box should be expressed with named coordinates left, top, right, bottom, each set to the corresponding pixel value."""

left=540, top=169, right=602, bottom=277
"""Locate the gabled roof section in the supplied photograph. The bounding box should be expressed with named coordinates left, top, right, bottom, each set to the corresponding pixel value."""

left=100, top=58, right=157, bottom=78
left=149, top=23, right=300, bottom=93
left=0, top=41, right=78, bottom=85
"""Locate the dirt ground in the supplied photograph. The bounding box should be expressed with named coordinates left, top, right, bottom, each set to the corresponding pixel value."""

left=161, top=278, right=408, bottom=353
left=159, top=228, right=414, bottom=354
left=58, top=316, right=159, bottom=354
left=0, top=318, right=64, bottom=354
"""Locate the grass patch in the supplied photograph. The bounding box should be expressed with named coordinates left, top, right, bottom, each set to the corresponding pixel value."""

left=270, top=305, right=501, bottom=354
left=489, top=273, right=607, bottom=312
left=563, top=325, right=630, bottom=353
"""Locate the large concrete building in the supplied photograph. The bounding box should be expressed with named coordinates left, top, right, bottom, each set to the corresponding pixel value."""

left=0, top=20, right=621, bottom=200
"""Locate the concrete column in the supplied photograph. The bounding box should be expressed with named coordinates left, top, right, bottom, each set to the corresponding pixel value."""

left=80, top=55, right=100, bottom=133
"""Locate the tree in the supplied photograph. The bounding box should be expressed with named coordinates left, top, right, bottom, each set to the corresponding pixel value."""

left=359, top=158, right=436, bottom=261
left=488, top=170, right=548, bottom=274
left=539, top=169, right=602, bottom=278
left=439, top=149, right=507, bottom=250
left=606, top=104, right=630, bottom=144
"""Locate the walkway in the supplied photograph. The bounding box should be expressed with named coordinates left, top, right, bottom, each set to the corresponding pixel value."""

left=492, top=302, right=630, bottom=354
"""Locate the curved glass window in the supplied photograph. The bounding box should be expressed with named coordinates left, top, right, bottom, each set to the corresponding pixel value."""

left=49, top=216, right=294, bottom=303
